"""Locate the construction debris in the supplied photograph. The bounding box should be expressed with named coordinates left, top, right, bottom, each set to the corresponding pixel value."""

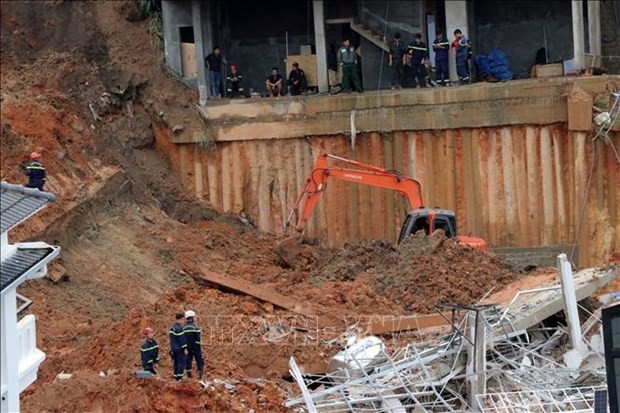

left=286, top=261, right=617, bottom=412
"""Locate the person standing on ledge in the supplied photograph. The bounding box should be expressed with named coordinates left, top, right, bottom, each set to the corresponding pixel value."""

left=337, top=38, right=363, bottom=93
left=205, top=46, right=223, bottom=99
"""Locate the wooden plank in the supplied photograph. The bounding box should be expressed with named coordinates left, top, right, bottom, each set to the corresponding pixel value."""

left=365, top=314, right=451, bottom=335
left=200, top=270, right=317, bottom=317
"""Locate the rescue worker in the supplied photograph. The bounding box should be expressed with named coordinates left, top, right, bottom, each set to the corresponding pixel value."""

left=288, top=62, right=307, bottom=96
left=337, top=38, right=362, bottom=93
left=169, top=312, right=187, bottom=381
left=23, top=152, right=46, bottom=191
left=265, top=67, right=284, bottom=97
left=453, top=29, right=470, bottom=84
left=226, top=64, right=244, bottom=98
left=388, top=32, right=406, bottom=89
left=183, top=310, right=204, bottom=380
left=140, top=327, right=159, bottom=375
left=408, top=33, right=429, bottom=88
left=432, top=29, right=450, bottom=86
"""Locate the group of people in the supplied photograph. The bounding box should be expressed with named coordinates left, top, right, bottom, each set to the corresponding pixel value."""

left=264, top=63, right=308, bottom=97
left=204, top=29, right=470, bottom=100
left=389, top=29, right=471, bottom=89
left=205, top=46, right=308, bottom=99
left=140, top=310, right=205, bottom=382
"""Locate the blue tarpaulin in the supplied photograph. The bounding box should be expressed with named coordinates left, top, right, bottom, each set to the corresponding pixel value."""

left=474, top=48, right=513, bottom=81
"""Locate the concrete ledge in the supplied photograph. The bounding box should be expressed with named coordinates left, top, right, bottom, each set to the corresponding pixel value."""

left=178, top=76, right=617, bottom=143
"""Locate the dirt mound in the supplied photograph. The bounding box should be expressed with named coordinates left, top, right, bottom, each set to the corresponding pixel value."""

left=377, top=233, right=515, bottom=312
left=296, top=232, right=516, bottom=313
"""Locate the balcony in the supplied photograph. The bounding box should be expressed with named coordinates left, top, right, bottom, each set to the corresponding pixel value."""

left=17, top=314, right=45, bottom=392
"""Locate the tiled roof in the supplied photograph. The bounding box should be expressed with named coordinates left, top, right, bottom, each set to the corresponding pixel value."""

left=0, top=247, right=55, bottom=293
left=0, top=182, right=56, bottom=234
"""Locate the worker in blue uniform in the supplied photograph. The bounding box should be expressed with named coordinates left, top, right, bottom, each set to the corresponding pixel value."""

left=183, top=310, right=205, bottom=381
left=169, top=313, right=187, bottom=381
left=453, top=29, right=471, bottom=84
left=23, top=152, right=46, bottom=190
left=408, top=33, right=429, bottom=88
left=433, top=29, right=450, bottom=86
left=140, top=327, right=159, bottom=375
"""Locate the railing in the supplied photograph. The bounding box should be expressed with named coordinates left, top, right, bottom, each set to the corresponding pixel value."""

left=17, top=314, right=45, bottom=393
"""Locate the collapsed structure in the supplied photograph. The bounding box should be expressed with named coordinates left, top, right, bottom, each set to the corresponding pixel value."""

left=0, top=182, right=60, bottom=412
left=286, top=256, right=617, bottom=412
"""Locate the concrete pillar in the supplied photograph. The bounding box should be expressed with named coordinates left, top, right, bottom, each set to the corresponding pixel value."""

left=1, top=290, right=19, bottom=413
left=558, top=254, right=586, bottom=353
left=313, top=1, right=329, bottom=93
left=444, top=0, right=468, bottom=83
left=587, top=0, right=601, bottom=64
left=192, top=0, right=210, bottom=105
left=572, top=0, right=585, bottom=71
left=466, top=310, right=486, bottom=412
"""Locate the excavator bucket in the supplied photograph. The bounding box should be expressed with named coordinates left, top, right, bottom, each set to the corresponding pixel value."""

left=274, top=236, right=318, bottom=270
left=274, top=236, right=305, bottom=269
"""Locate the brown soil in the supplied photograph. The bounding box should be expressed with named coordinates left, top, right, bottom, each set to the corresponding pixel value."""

left=0, top=2, right=548, bottom=412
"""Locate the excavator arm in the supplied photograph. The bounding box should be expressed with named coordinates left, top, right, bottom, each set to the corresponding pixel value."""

left=285, top=153, right=424, bottom=232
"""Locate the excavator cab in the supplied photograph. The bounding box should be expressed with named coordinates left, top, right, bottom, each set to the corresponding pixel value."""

left=398, top=209, right=487, bottom=250
left=398, top=209, right=458, bottom=242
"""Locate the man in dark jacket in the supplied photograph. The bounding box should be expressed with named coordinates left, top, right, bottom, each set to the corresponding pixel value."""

left=140, top=327, right=159, bottom=375
left=205, top=46, right=223, bottom=98
left=389, top=32, right=407, bottom=89
left=169, top=313, right=187, bottom=381
left=288, top=63, right=307, bottom=96
left=226, top=64, right=244, bottom=98
left=408, top=33, right=429, bottom=88
left=23, top=152, right=46, bottom=190
left=183, top=310, right=204, bottom=380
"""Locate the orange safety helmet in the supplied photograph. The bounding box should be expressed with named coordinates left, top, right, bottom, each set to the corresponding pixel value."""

left=143, top=327, right=154, bottom=336
left=230, top=64, right=237, bottom=70
left=30, top=152, right=41, bottom=160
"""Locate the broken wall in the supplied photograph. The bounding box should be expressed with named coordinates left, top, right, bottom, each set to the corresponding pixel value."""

left=174, top=127, right=619, bottom=268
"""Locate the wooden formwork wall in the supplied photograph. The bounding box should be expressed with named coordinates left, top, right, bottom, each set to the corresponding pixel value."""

left=176, top=125, right=619, bottom=267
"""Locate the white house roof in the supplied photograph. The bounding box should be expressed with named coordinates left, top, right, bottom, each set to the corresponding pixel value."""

left=0, top=247, right=57, bottom=293
left=0, top=181, right=56, bottom=234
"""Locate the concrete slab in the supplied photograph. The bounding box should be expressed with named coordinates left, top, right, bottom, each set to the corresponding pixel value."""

left=177, top=76, right=615, bottom=143
left=501, top=267, right=618, bottom=333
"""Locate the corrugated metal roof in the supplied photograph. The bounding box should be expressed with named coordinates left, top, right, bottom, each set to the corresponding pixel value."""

left=0, top=181, right=56, bottom=234
left=0, top=247, right=54, bottom=292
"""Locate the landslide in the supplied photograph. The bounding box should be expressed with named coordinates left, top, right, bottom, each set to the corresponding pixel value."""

left=1, top=1, right=520, bottom=412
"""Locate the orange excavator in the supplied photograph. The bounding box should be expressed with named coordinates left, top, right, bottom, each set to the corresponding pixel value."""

left=284, top=152, right=487, bottom=250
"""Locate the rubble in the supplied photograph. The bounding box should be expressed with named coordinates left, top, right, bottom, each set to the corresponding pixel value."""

left=286, top=262, right=617, bottom=412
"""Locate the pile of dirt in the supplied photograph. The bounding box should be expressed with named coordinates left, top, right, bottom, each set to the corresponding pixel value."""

left=297, top=232, right=516, bottom=313
left=376, top=233, right=516, bottom=312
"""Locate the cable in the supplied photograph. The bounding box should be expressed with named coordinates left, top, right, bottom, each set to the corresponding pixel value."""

left=569, top=90, right=619, bottom=264
left=375, top=2, right=390, bottom=132
left=569, top=138, right=598, bottom=264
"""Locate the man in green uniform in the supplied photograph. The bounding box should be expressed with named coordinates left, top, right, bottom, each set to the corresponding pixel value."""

left=337, top=38, right=362, bottom=93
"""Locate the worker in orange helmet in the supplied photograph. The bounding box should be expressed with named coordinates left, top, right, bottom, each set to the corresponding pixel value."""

left=140, top=327, right=160, bottom=375
left=22, top=152, right=46, bottom=191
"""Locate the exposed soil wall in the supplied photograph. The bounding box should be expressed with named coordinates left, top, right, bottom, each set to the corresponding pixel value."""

left=174, top=127, right=620, bottom=267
